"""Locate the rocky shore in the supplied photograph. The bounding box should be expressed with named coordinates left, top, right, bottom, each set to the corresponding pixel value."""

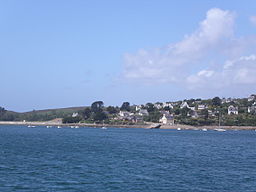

left=1, top=121, right=256, bottom=130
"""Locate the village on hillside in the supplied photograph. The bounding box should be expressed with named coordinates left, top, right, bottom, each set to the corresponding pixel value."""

left=1, top=94, right=256, bottom=126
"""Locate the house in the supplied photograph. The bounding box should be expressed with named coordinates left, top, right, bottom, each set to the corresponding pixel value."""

left=208, top=110, right=215, bottom=117
left=189, top=110, right=199, bottom=118
left=222, top=98, right=233, bottom=104
left=159, top=114, right=174, bottom=125
left=119, top=111, right=134, bottom=117
left=160, top=110, right=170, bottom=115
left=228, top=105, right=238, bottom=115
left=138, top=109, right=149, bottom=116
left=248, top=106, right=256, bottom=113
left=163, top=102, right=173, bottom=109
left=248, top=94, right=256, bottom=102
left=197, top=104, right=207, bottom=110
left=72, top=112, right=78, bottom=117
left=154, top=103, right=162, bottom=109
left=135, top=105, right=142, bottom=111
left=190, top=106, right=196, bottom=111
left=248, top=102, right=256, bottom=113
left=180, top=101, right=190, bottom=109
left=134, top=115, right=144, bottom=123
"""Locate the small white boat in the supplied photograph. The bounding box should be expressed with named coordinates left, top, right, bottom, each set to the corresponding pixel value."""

left=202, top=128, right=207, bottom=131
left=177, top=128, right=181, bottom=131
left=214, top=128, right=226, bottom=132
left=75, top=126, right=79, bottom=128
left=70, top=126, right=75, bottom=128
left=101, top=127, right=107, bottom=129
left=57, top=126, right=61, bottom=129
left=46, top=126, right=52, bottom=128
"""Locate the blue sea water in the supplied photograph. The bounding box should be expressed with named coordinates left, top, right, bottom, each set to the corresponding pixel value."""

left=0, top=125, right=256, bottom=192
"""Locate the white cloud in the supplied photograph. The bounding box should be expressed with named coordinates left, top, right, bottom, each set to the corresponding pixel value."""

left=250, top=16, right=256, bottom=25
left=123, top=8, right=235, bottom=83
left=122, top=8, right=256, bottom=95
left=187, top=54, right=256, bottom=88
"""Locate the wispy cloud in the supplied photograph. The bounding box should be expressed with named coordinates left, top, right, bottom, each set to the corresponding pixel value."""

left=122, top=8, right=256, bottom=95
left=250, top=15, right=256, bottom=26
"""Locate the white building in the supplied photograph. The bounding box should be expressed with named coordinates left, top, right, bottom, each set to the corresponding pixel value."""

left=154, top=103, right=162, bottom=109
left=135, top=105, right=142, bottom=111
left=228, top=105, right=238, bottom=115
left=159, top=114, right=174, bottom=125
left=119, top=111, right=133, bottom=117
left=72, top=113, right=79, bottom=117
left=248, top=94, right=256, bottom=102
left=180, top=101, right=190, bottom=109
left=163, top=102, right=173, bottom=109
left=198, top=104, right=207, bottom=110
left=248, top=102, right=256, bottom=113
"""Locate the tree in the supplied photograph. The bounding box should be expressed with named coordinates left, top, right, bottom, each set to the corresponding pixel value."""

left=201, top=109, right=209, bottom=120
left=120, top=102, right=130, bottom=111
left=91, top=101, right=104, bottom=113
left=145, top=103, right=155, bottom=113
left=80, top=107, right=91, bottom=119
left=92, top=111, right=108, bottom=121
left=62, top=116, right=82, bottom=123
left=0, top=107, right=6, bottom=117
left=180, top=107, right=191, bottom=117
left=212, top=97, right=221, bottom=106
left=106, top=106, right=118, bottom=114
left=143, top=111, right=161, bottom=123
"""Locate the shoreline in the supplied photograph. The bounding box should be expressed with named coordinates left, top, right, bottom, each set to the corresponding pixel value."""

left=0, top=121, right=256, bottom=130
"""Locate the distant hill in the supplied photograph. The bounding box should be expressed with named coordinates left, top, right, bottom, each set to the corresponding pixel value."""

left=1, top=106, right=87, bottom=122
left=22, top=106, right=87, bottom=115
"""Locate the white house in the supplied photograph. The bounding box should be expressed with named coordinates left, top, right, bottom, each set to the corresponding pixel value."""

left=159, top=114, right=174, bottom=125
left=248, top=102, right=256, bottom=113
left=198, top=104, right=207, bottom=110
left=222, top=98, right=233, bottom=104
left=163, top=102, right=173, bottom=109
left=72, top=112, right=79, bottom=117
left=119, top=111, right=133, bottom=117
left=154, top=103, right=162, bottom=109
left=248, top=94, right=256, bottom=102
left=180, top=101, right=190, bottom=109
left=135, top=105, right=142, bottom=111
left=228, top=105, right=238, bottom=115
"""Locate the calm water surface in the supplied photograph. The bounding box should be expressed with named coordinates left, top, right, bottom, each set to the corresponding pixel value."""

left=0, top=125, right=256, bottom=192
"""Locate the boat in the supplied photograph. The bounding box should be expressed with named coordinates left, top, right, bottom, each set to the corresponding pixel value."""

left=202, top=128, right=207, bottom=131
left=214, top=128, right=226, bottom=132
left=75, top=126, right=79, bottom=128
left=57, top=126, right=61, bottom=129
left=149, top=124, right=161, bottom=129
left=177, top=127, right=181, bottom=131
left=101, top=127, right=107, bottom=129
left=214, top=112, right=226, bottom=132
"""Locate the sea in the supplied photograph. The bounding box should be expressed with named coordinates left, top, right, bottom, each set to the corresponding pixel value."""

left=0, top=125, right=256, bottom=192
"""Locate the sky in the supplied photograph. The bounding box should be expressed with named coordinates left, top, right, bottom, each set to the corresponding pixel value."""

left=1, top=0, right=256, bottom=112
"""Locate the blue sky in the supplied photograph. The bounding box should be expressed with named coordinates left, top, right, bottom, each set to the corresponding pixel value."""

left=1, top=0, right=256, bottom=112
